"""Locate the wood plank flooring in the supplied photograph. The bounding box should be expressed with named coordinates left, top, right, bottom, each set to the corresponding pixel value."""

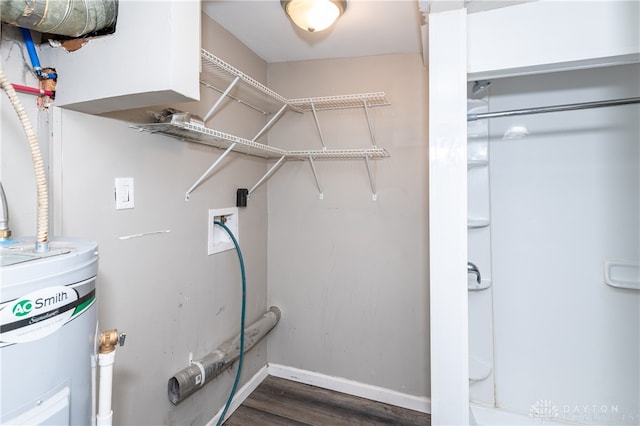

left=224, top=376, right=431, bottom=425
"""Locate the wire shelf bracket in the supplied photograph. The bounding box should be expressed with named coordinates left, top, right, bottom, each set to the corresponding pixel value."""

left=308, top=155, right=324, bottom=199
left=185, top=142, right=236, bottom=201
left=363, top=98, right=377, bottom=148
left=249, top=155, right=287, bottom=196
left=310, top=102, right=327, bottom=150
left=203, top=76, right=240, bottom=122
left=253, top=104, right=288, bottom=142
left=364, top=154, right=378, bottom=201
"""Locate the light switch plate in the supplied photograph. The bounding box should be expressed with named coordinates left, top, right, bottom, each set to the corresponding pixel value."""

left=115, top=178, right=134, bottom=210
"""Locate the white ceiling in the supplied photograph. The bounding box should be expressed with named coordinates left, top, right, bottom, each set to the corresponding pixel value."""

left=201, top=0, right=425, bottom=63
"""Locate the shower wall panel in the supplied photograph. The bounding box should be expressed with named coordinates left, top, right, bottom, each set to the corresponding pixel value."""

left=488, top=64, right=639, bottom=425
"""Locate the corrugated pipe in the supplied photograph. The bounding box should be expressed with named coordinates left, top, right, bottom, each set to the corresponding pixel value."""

left=1, top=0, right=118, bottom=38
left=0, top=66, right=49, bottom=251
left=168, top=306, right=282, bottom=405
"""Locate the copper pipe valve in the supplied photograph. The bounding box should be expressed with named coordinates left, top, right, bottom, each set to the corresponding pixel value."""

left=99, top=329, right=125, bottom=354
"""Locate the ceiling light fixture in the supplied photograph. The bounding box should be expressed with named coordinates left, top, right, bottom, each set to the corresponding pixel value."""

left=281, top=0, right=347, bottom=33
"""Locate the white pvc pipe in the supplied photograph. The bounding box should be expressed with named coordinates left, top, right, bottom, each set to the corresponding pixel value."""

left=91, top=354, right=97, bottom=426
left=97, top=350, right=116, bottom=426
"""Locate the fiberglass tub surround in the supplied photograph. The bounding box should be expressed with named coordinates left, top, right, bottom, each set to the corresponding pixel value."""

left=467, top=63, right=640, bottom=425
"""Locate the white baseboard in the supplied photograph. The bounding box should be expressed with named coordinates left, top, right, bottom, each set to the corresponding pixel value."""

left=206, top=363, right=431, bottom=425
left=206, top=364, right=269, bottom=426
left=267, top=363, right=431, bottom=414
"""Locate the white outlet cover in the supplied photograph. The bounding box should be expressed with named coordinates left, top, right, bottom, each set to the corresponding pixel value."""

left=208, top=207, right=239, bottom=255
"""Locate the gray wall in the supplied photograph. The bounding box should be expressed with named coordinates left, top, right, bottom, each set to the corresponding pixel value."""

left=1, top=8, right=432, bottom=425
left=1, top=15, right=271, bottom=425
left=266, top=54, right=430, bottom=397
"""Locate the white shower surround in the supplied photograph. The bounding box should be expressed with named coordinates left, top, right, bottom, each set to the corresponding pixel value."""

left=472, top=64, right=639, bottom=424
left=429, top=2, right=640, bottom=425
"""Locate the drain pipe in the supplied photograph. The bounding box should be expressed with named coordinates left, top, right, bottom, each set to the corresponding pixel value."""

left=97, top=329, right=126, bottom=426
left=168, top=306, right=281, bottom=405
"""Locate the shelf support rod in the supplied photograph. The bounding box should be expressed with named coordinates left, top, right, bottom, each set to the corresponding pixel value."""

left=184, top=143, right=237, bottom=201
left=308, top=155, right=324, bottom=200
left=364, top=154, right=377, bottom=201
left=363, top=98, right=377, bottom=148
left=310, top=102, right=327, bottom=150
left=203, top=76, right=240, bottom=123
left=248, top=155, right=287, bottom=196
left=252, top=104, right=288, bottom=142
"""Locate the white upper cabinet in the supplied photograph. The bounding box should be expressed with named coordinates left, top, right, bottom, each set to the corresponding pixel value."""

left=40, top=1, right=201, bottom=114
left=467, top=1, right=640, bottom=79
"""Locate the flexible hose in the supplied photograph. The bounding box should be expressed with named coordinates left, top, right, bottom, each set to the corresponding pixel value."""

left=0, top=182, right=11, bottom=239
left=214, top=220, right=246, bottom=426
left=0, top=65, right=49, bottom=250
left=20, top=28, right=56, bottom=79
left=20, top=28, right=42, bottom=75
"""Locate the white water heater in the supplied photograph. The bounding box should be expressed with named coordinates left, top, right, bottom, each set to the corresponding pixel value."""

left=0, top=238, right=98, bottom=425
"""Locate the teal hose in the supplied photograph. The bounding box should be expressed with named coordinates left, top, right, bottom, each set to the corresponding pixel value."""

left=214, top=220, right=246, bottom=426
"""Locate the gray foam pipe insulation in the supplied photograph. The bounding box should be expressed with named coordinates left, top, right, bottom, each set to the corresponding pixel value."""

left=168, top=306, right=282, bottom=405
left=0, top=0, right=118, bottom=37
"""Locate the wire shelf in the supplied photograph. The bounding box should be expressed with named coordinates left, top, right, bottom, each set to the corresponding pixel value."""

left=131, top=122, right=288, bottom=159
left=288, top=92, right=390, bottom=111
left=287, top=148, right=390, bottom=159
left=137, top=50, right=392, bottom=200
left=200, top=50, right=389, bottom=114
left=131, top=123, right=390, bottom=161
left=200, top=49, right=291, bottom=114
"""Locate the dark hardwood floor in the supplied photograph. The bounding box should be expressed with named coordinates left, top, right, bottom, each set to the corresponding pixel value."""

left=224, top=376, right=431, bottom=425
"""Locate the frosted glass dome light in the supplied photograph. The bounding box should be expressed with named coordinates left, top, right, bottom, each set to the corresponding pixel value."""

left=281, top=0, right=347, bottom=33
